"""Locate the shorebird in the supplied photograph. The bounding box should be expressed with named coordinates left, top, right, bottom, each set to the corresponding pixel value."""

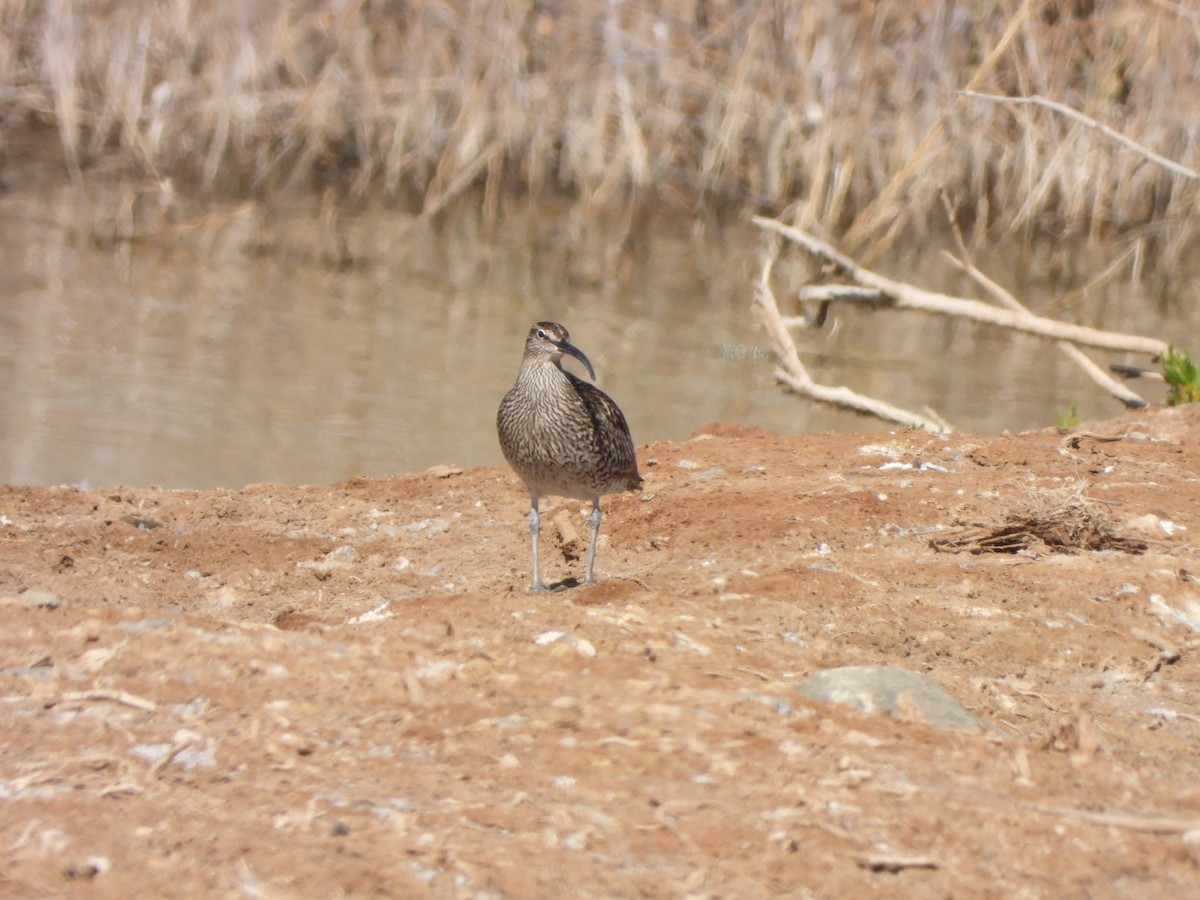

left=497, top=322, right=642, bottom=591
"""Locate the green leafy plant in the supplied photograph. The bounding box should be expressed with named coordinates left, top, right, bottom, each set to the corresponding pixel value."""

left=1056, top=403, right=1080, bottom=428
left=1161, top=346, right=1200, bottom=406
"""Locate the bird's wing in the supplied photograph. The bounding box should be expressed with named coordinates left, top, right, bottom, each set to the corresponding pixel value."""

left=568, top=375, right=640, bottom=480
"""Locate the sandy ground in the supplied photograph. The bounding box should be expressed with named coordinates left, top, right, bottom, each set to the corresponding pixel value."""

left=3, top=406, right=1200, bottom=898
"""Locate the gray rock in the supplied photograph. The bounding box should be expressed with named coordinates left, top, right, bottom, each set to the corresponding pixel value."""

left=1, top=664, right=56, bottom=682
left=117, top=617, right=175, bottom=634
left=795, top=665, right=982, bottom=733
left=20, top=590, right=64, bottom=610
left=404, top=517, right=449, bottom=535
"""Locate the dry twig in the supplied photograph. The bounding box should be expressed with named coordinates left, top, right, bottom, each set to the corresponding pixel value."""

left=58, top=689, right=158, bottom=713
left=857, top=853, right=939, bottom=873
left=958, top=91, right=1200, bottom=183
left=146, top=737, right=197, bottom=780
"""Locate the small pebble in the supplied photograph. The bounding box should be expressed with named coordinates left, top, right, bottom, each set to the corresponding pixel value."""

left=20, top=590, right=64, bottom=610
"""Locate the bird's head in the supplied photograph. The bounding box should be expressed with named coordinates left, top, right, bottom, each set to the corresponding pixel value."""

left=524, top=321, right=597, bottom=381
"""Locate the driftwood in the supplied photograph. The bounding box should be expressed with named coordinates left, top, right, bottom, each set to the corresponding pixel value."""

left=752, top=236, right=949, bottom=432
left=753, top=216, right=1167, bottom=356
left=935, top=193, right=1149, bottom=409
left=751, top=214, right=1169, bottom=429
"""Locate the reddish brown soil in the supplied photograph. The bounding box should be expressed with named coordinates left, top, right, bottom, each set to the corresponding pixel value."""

left=3, top=408, right=1200, bottom=897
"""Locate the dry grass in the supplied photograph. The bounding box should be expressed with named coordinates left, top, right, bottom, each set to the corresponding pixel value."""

left=1, top=0, right=1198, bottom=256
left=930, top=483, right=1148, bottom=556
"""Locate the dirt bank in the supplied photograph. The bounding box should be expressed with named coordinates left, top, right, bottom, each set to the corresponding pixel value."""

left=3, top=407, right=1200, bottom=896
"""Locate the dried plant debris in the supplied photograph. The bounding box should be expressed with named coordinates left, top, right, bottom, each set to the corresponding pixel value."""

left=931, top=485, right=1147, bottom=556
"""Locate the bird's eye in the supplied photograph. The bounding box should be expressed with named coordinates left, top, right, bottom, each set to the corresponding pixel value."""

left=536, top=328, right=548, bottom=340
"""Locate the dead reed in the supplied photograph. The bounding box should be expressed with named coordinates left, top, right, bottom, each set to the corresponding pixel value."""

left=2, top=0, right=1198, bottom=255
left=930, top=483, right=1148, bottom=556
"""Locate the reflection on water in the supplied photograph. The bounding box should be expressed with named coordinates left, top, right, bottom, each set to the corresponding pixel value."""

left=0, top=185, right=1196, bottom=489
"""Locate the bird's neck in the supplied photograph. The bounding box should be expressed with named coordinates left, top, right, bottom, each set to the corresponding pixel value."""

left=519, top=359, right=571, bottom=387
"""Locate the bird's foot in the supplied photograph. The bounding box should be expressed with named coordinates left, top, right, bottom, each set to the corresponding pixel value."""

left=529, top=578, right=576, bottom=593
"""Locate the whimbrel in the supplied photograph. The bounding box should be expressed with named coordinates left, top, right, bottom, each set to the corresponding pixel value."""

left=497, top=322, right=642, bottom=591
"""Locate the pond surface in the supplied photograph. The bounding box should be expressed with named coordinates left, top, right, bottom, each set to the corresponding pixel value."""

left=1, top=184, right=1195, bottom=489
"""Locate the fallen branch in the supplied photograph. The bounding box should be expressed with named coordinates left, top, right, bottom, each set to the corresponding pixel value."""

left=937, top=192, right=1148, bottom=410
left=753, top=237, right=949, bottom=432
left=752, top=216, right=1167, bottom=357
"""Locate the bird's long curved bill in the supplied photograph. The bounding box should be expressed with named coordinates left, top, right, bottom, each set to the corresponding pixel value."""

left=559, top=340, right=597, bottom=381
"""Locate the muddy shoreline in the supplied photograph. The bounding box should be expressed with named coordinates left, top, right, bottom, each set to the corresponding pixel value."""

left=2, top=408, right=1199, bottom=894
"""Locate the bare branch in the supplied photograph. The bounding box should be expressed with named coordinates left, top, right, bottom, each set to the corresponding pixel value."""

left=771, top=368, right=950, bottom=433
left=751, top=216, right=1167, bottom=357
left=752, top=237, right=949, bottom=432
left=939, top=252, right=1147, bottom=409
left=795, top=285, right=887, bottom=305
left=958, top=91, right=1200, bottom=182
left=936, top=192, right=1148, bottom=410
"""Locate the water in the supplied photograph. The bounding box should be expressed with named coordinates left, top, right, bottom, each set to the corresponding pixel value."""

left=0, top=184, right=1195, bottom=489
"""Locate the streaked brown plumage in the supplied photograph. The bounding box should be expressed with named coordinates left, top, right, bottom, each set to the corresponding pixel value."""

left=497, top=322, right=641, bottom=591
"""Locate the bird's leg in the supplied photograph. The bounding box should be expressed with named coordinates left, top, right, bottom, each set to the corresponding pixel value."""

left=528, top=492, right=550, bottom=592
left=584, top=498, right=602, bottom=585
